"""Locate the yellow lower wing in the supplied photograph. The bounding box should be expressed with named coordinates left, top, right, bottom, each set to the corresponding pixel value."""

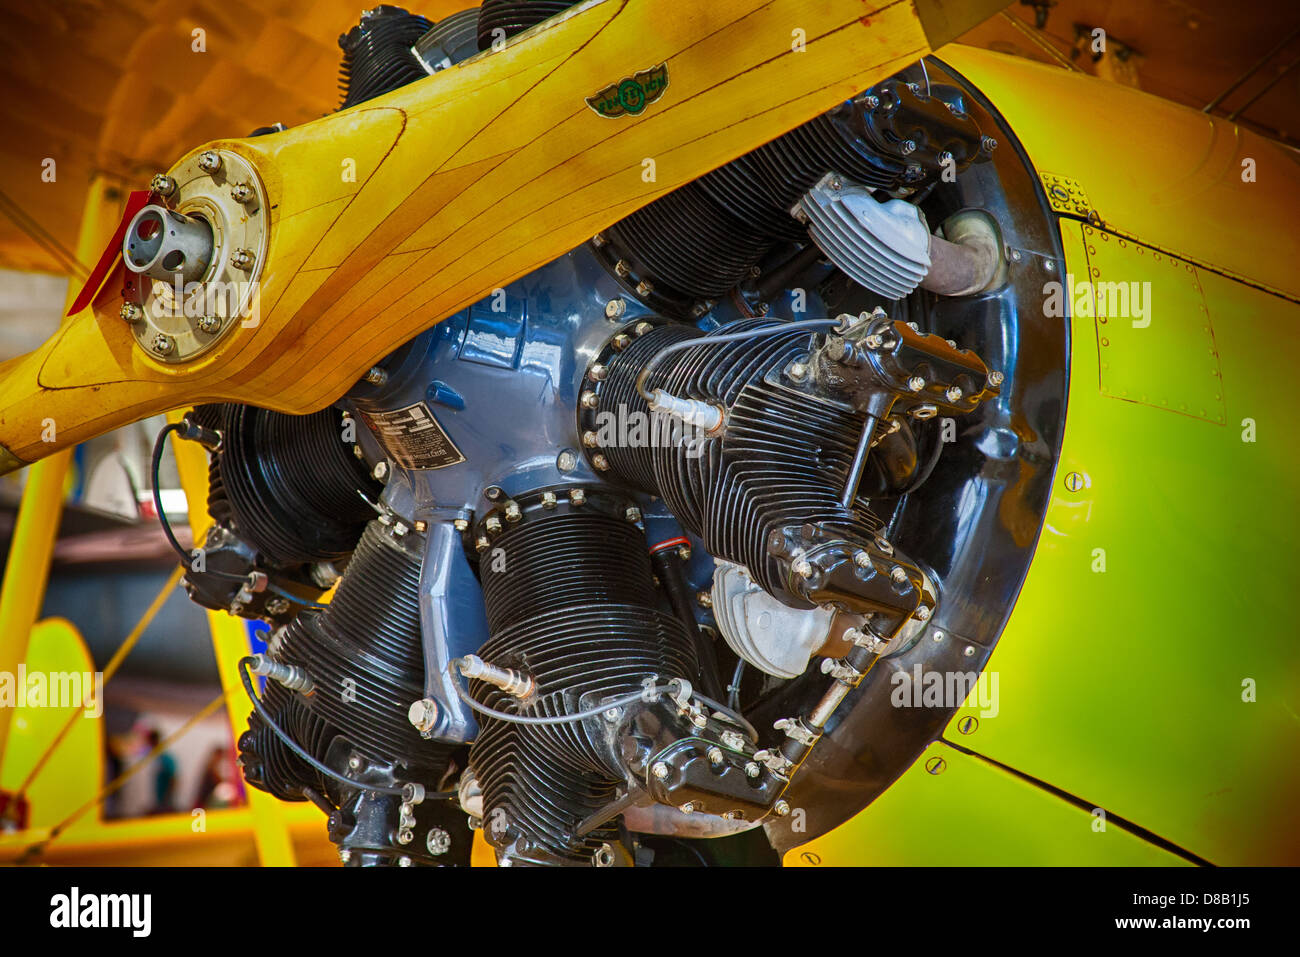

left=0, top=0, right=1008, bottom=472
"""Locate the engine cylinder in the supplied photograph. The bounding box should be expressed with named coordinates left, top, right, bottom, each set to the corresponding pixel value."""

left=467, top=489, right=697, bottom=865
left=207, top=404, right=379, bottom=566
left=586, top=321, right=884, bottom=605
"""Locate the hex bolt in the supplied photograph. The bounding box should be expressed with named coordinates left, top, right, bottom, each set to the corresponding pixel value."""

left=864, top=333, right=883, bottom=349
left=453, top=518, right=470, bottom=533
left=915, top=606, right=931, bottom=621
left=198, top=150, right=222, bottom=173
left=557, top=450, right=578, bottom=472
left=604, top=298, right=626, bottom=319
left=614, top=259, right=631, bottom=277
left=708, top=747, right=724, bottom=766
left=745, top=762, right=761, bottom=779
left=230, top=248, right=255, bottom=270
left=679, top=802, right=697, bottom=814
left=696, top=591, right=712, bottom=609
left=588, top=363, right=608, bottom=382
left=541, top=491, right=557, bottom=509
left=580, top=390, right=599, bottom=409
left=908, top=376, right=925, bottom=392
left=774, top=800, right=791, bottom=817
left=152, top=334, right=175, bottom=355
left=793, top=559, right=814, bottom=579
left=592, top=454, right=610, bottom=471
left=635, top=280, right=653, bottom=297
left=634, top=321, right=654, bottom=337
left=890, top=566, right=908, bottom=584
left=504, top=501, right=522, bottom=522
left=230, top=182, right=254, bottom=204
left=408, top=698, right=439, bottom=733
left=485, top=515, right=502, bottom=534
left=372, top=461, right=388, bottom=481
left=625, top=506, right=641, bottom=523
left=150, top=173, right=177, bottom=196
left=989, top=371, right=1005, bottom=387
left=786, top=361, right=809, bottom=382
left=569, top=489, right=586, bottom=505
left=398, top=856, right=412, bottom=867
left=364, top=366, right=388, bottom=385
left=120, top=302, right=143, bottom=323
left=853, top=550, right=871, bottom=568
left=945, top=385, right=963, bottom=402
left=612, top=333, right=631, bottom=351
left=475, top=535, right=491, bottom=552
left=197, top=316, right=221, bottom=334
left=651, top=762, right=669, bottom=780
left=900, top=139, right=917, bottom=155
left=981, top=135, right=998, bottom=153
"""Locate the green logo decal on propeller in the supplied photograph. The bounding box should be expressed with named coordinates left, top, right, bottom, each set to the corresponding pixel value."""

left=586, top=63, right=669, bottom=118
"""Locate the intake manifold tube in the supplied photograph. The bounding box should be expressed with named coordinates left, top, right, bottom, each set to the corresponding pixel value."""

left=921, top=209, right=1005, bottom=297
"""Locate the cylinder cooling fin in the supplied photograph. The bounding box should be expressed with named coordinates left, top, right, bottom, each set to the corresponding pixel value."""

left=585, top=319, right=888, bottom=606
left=476, top=0, right=582, bottom=50
left=205, top=404, right=379, bottom=566
left=591, top=73, right=992, bottom=316
left=238, top=519, right=468, bottom=865
left=467, top=489, right=698, bottom=866
left=337, top=6, right=434, bottom=109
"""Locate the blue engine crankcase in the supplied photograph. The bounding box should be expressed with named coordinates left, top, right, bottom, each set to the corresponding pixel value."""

left=341, top=244, right=816, bottom=745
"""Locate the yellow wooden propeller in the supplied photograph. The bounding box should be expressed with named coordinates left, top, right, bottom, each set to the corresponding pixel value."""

left=0, top=0, right=1008, bottom=473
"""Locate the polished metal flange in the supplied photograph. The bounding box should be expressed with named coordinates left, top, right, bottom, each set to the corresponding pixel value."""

left=122, top=147, right=269, bottom=363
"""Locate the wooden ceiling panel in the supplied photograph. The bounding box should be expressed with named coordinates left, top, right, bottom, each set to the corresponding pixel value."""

left=0, top=1, right=1294, bottom=277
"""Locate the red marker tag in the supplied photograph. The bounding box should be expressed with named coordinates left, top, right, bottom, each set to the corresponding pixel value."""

left=65, top=189, right=153, bottom=317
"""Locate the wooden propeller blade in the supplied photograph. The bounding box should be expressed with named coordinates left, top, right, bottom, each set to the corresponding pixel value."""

left=0, top=0, right=1010, bottom=473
